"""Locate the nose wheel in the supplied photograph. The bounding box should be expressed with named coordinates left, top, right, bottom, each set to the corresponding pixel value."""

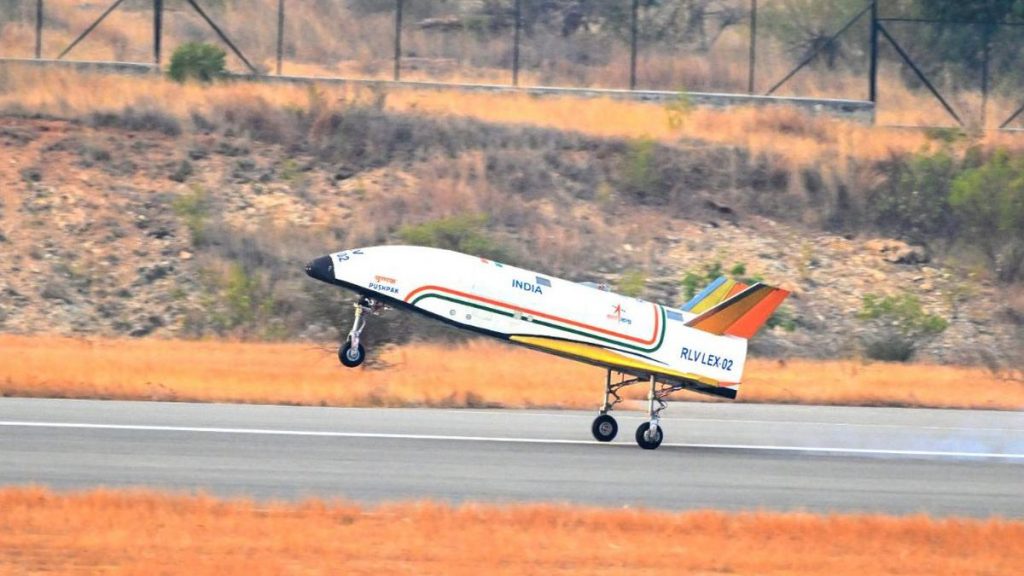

left=339, top=341, right=366, bottom=367
left=338, top=297, right=384, bottom=368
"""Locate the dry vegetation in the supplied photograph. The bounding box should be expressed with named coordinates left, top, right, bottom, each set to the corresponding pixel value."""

left=2, top=0, right=1021, bottom=129
left=6, top=65, right=1024, bottom=169
left=1, top=487, right=1022, bottom=576
left=1, top=335, right=1021, bottom=410
left=0, top=67, right=1022, bottom=363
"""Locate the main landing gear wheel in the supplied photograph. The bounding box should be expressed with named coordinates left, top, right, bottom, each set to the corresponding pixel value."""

left=594, top=371, right=677, bottom=449
left=635, top=421, right=663, bottom=450
left=339, top=341, right=366, bottom=368
left=591, top=414, right=618, bottom=442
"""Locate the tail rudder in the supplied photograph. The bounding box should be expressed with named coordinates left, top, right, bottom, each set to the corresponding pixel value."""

left=680, top=277, right=750, bottom=314
left=685, top=283, right=789, bottom=339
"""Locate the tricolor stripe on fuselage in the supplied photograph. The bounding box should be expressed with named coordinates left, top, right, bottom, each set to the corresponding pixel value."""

left=405, top=285, right=667, bottom=353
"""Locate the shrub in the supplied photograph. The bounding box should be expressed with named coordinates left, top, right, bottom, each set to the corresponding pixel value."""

left=617, top=270, right=646, bottom=298
left=220, top=264, right=275, bottom=331
left=89, top=106, right=181, bottom=136
left=680, top=261, right=763, bottom=301
left=620, top=138, right=659, bottom=200
left=857, top=293, right=948, bottom=361
left=398, top=214, right=510, bottom=262
left=171, top=185, right=210, bottom=246
left=868, top=150, right=957, bottom=244
left=168, top=42, right=226, bottom=83
left=949, top=149, right=1024, bottom=282
left=664, top=90, right=693, bottom=130
left=680, top=261, right=724, bottom=301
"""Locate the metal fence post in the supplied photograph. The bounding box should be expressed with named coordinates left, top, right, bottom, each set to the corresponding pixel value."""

left=394, top=0, right=403, bottom=81
left=276, top=0, right=285, bottom=75
left=35, top=0, right=44, bottom=59
left=154, top=0, right=162, bottom=68
left=629, top=0, right=639, bottom=90
left=868, top=0, right=877, bottom=105
left=512, top=0, right=521, bottom=86
left=748, top=0, right=757, bottom=94
left=981, top=27, right=992, bottom=130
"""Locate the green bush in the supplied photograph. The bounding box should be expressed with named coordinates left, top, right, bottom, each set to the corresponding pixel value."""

left=617, top=270, right=646, bottom=298
left=398, top=214, right=510, bottom=262
left=950, top=149, right=1024, bottom=282
left=857, top=293, right=948, bottom=361
left=868, top=150, right=957, bottom=243
left=221, top=264, right=274, bottom=330
left=680, top=261, right=764, bottom=301
left=168, top=42, right=226, bottom=83
left=171, top=185, right=210, bottom=246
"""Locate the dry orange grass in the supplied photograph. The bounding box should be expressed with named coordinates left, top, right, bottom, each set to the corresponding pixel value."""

left=5, top=66, right=1024, bottom=174
left=1, top=335, right=1021, bottom=410
left=1, top=487, right=1021, bottom=576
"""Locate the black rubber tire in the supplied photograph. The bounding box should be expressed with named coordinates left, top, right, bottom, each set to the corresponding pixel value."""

left=591, top=414, right=618, bottom=442
left=635, top=422, right=663, bottom=450
left=339, top=341, right=366, bottom=368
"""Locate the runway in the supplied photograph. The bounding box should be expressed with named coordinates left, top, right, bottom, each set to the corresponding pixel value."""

left=1, top=398, right=1022, bottom=517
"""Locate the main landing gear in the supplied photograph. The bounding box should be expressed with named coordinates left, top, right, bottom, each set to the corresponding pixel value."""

left=338, top=297, right=385, bottom=368
left=590, top=370, right=680, bottom=450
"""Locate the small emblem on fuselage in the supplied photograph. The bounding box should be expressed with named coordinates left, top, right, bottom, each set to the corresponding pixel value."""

left=607, top=304, right=632, bottom=325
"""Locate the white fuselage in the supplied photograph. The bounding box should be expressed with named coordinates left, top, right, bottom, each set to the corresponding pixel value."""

left=320, top=246, right=748, bottom=385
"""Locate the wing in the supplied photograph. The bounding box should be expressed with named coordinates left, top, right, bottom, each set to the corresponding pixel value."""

left=509, top=335, right=737, bottom=399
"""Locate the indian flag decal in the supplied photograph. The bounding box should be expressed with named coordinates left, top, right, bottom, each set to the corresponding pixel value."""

left=405, top=285, right=666, bottom=353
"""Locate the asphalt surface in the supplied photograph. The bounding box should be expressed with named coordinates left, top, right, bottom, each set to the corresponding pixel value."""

left=1, top=398, right=1022, bottom=517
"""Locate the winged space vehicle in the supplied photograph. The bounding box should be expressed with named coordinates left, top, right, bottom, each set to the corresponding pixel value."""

left=306, top=246, right=789, bottom=449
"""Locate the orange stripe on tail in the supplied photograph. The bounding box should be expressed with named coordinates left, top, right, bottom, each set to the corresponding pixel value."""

left=686, top=283, right=789, bottom=339
left=725, top=282, right=749, bottom=299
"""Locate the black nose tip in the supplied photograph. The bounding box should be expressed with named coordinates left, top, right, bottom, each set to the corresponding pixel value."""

left=305, top=255, right=334, bottom=283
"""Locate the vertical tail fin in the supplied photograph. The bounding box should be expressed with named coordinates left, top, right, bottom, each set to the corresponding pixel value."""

left=685, top=283, right=789, bottom=339
left=681, top=277, right=750, bottom=314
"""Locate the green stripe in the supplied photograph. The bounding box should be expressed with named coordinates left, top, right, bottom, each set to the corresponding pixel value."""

left=411, top=292, right=667, bottom=353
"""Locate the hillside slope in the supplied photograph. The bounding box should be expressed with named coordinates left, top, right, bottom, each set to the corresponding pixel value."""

left=0, top=104, right=1018, bottom=366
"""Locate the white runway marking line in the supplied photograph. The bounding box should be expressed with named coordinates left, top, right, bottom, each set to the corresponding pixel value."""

left=263, top=407, right=1024, bottom=433
left=3, top=420, right=1023, bottom=460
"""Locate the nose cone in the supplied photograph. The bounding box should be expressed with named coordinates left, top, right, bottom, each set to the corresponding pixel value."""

left=305, top=255, right=335, bottom=283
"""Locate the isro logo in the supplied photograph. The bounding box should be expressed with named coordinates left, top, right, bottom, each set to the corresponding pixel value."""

left=606, top=304, right=632, bottom=325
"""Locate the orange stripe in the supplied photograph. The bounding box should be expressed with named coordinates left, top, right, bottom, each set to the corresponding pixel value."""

left=724, top=289, right=789, bottom=339
left=725, top=282, right=749, bottom=298
left=687, top=284, right=775, bottom=335
left=405, top=285, right=661, bottom=346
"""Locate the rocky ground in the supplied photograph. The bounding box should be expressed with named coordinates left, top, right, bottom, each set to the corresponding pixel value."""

left=0, top=116, right=1019, bottom=367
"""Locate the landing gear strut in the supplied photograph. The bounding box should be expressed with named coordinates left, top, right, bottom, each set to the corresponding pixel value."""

left=591, top=370, right=683, bottom=449
left=338, top=297, right=384, bottom=368
left=636, top=375, right=665, bottom=450
left=590, top=370, right=641, bottom=443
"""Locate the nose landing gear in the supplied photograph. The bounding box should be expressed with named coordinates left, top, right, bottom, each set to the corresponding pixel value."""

left=338, top=297, right=385, bottom=368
